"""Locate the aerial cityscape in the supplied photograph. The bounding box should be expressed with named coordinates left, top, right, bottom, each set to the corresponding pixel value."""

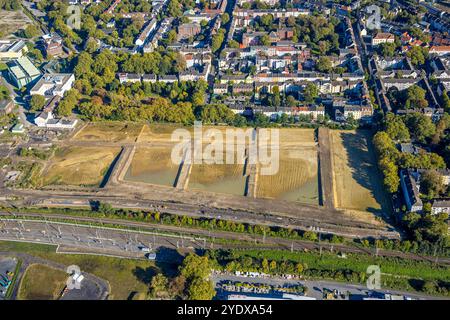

left=0, top=0, right=449, bottom=304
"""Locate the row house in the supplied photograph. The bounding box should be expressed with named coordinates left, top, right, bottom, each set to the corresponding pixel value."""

left=213, top=83, right=229, bottom=95
left=232, top=83, right=254, bottom=94
left=177, top=23, right=202, bottom=40
left=293, top=105, right=325, bottom=120
left=135, top=19, right=158, bottom=47
left=233, top=8, right=309, bottom=27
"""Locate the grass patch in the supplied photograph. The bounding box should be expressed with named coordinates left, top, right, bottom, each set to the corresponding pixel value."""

left=0, top=240, right=165, bottom=300
left=73, top=122, right=143, bottom=143
left=18, top=264, right=67, bottom=300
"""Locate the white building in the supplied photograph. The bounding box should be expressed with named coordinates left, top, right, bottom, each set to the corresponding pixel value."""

left=30, top=73, right=75, bottom=98
left=34, top=96, right=78, bottom=129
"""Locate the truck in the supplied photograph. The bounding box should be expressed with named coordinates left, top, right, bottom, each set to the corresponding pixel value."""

left=139, top=246, right=151, bottom=253
left=145, top=252, right=157, bottom=260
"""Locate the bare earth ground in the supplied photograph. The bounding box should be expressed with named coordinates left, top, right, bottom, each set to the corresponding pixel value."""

left=330, top=129, right=392, bottom=223
left=42, top=146, right=121, bottom=186
left=124, top=146, right=179, bottom=186
left=257, top=128, right=318, bottom=204
left=0, top=10, right=32, bottom=37
left=188, top=153, right=247, bottom=196
left=72, top=122, right=143, bottom=143
left=10, top=123, right=397, bottom=237
left=257, top=146, right=318, bottom=203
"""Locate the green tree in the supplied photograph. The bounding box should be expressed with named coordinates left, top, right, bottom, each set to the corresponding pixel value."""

left=186, top=277, right=215, bottom=300
left=29, top=95, right=46, bottom=112
left=383, top=113, right=410, bottom=142
left=21, top=25, right=40, bottom=38
left=149, top=274, right=170, bottom=299
left=303, top=83, right=318, bottom=103
left=406, top=46, right=429, bottom=66
left=403, top=112, right=436, bottom=144
left=316, top=56, right=332, bottom=73
left=405, top=85, right=428, bottom=109
left=420, top=170, right=445, bottom=198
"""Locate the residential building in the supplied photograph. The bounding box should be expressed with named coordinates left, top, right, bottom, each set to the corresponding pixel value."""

left=42, top=34, right=64, bottom=57
left=177, top=23, right=201, bottom=40
left=0, top=99, right=14, bottom=115
left=400, top=169, right=423, bottom=213
left=431, top=200, right=450, bottom=214
left=34, top=96, right=78, bottom=129
left=372, top=33, right=395, bottom=46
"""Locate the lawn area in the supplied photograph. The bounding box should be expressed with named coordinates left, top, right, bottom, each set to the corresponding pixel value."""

left=330, top=130, right=391, bottom=220
left=18, top=264, right=67, bottom=300
left=42, top=146, right=121, bottom=186
left=0, top=241, right=167, bottom=300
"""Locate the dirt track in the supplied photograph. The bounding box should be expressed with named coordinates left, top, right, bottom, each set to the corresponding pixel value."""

left=318, top=128, right=335, bottom=209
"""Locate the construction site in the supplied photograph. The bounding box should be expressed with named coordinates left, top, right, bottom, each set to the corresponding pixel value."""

left=0, top=122, right=395, bottom=239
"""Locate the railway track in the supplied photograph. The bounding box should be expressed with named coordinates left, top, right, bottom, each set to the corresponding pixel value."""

left=1, top=211, right=448, bottom=266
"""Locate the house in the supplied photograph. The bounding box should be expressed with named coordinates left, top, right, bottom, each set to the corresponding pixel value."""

left=177, top=23, right=201, bottom=40
left=431, top=199, right=450, bottom=215
left=42, top=34, right=64, bottom=57
left=372, top=33, right=395, bottom=46
left=142, top=74, right=157, bottom=83
left=30, top=73, right=75, bottom=98
left=429, top=46, right=450, bottom=56
left=7, top=56, right=41, bottom=89
left=0, top=99, right=14, bottom=115
left=400, top=169, right=423, bottom=213
left=117, top=73, right=141, bottom=84
left=0, top=40, right=28, bottom=60
left=158, top=75, right=178, bottom=83
left=10, top=123, right=24, bottom=134
left=213, top=83, right=228, bottom=95
left=34, top=96, right=78, bottom=129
